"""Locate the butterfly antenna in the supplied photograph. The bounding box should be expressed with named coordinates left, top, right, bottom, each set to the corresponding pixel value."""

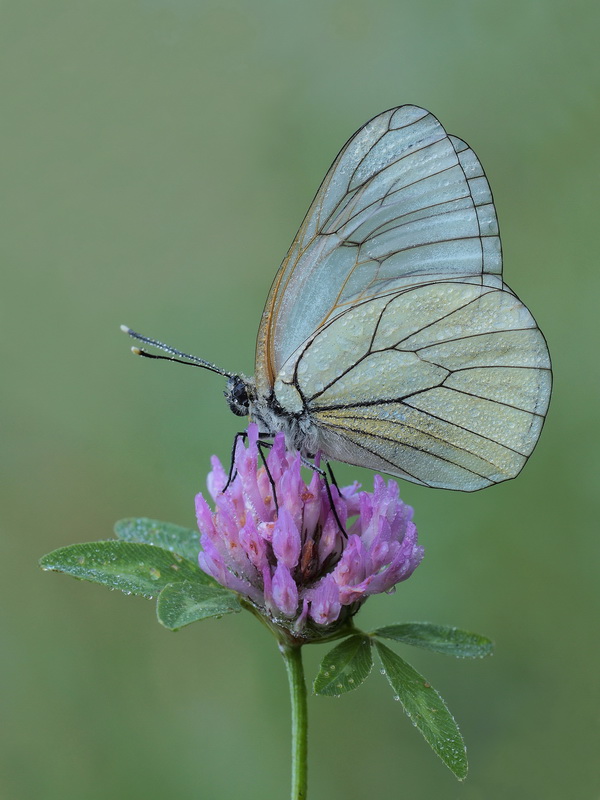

left=120, top=325, right=234, bottom=378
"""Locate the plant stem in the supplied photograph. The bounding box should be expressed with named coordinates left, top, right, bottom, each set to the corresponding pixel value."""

left=280, top=643, right=308, bottom=800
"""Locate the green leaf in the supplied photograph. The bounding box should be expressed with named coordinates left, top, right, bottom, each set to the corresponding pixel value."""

left=114, top=518, right=201, bottom=564
left=40, top=541, right=212, bottom=599
left=157, top=581, right=242, bottom=630
left=374, top=640, right=468, bottom=781
left=373, top=623, right=493, bottom=659
left=313, top=635, right=373, bottom=696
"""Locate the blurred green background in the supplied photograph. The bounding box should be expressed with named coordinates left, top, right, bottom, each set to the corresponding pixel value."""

left=2, top=1, right=598, bottom=798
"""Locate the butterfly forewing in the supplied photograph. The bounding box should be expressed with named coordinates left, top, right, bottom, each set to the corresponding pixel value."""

left=255, top=105, right=551, bottom=490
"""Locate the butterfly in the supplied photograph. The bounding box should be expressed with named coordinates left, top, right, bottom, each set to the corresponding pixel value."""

left=124, top=105, right=551, bottom=492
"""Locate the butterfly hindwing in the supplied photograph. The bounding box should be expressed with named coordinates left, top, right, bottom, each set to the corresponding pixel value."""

left=274, top=282, right=550, bottom=491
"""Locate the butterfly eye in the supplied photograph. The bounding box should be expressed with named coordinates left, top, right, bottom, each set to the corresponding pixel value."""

left=225, top=376, right=250, bottom=417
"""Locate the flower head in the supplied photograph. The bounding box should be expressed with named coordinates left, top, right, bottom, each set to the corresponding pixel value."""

left=196, top=425, right=423, bottom=641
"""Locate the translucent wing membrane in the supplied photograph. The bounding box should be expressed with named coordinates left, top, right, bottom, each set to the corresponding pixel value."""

left=275, top=283, right=550, bottom=491
left=256, top=106, right=551, bottom=490
left=256, top=106, right=504, bottom=390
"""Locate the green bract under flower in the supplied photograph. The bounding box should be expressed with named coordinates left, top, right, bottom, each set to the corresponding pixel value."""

left=196, top=425, right=423, bottom=640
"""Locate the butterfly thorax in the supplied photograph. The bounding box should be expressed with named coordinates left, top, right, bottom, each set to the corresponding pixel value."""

left=225, top=374, right=318, bottom=455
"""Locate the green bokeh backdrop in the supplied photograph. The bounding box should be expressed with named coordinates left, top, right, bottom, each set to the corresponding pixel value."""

left=2, top=2, right=598, bottom=798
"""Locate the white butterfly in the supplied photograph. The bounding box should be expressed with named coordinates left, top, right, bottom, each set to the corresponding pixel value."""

left=126, top=105, right=551, bottom=492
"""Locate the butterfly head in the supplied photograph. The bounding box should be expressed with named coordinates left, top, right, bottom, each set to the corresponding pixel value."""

left=224, top=374, right=252, bottom=417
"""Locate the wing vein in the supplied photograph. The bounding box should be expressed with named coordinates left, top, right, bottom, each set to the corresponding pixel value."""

left=319, top=410, right=512, bottom=471
left=437, top=383, right=546, bottom=416
left=400, top=401, right=528, bottom=456
left=318, top=420, right=491, bottom=481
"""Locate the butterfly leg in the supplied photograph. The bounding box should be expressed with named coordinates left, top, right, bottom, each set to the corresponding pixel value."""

left=300, top=456, right=347, bottom=539
left=326, top=461, right=341, bottom=494
left=223, top=434, right=279, bottom=513
left=256, top=438, right=279, bottom=514
left=223, top=430, right=248, bottom=492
